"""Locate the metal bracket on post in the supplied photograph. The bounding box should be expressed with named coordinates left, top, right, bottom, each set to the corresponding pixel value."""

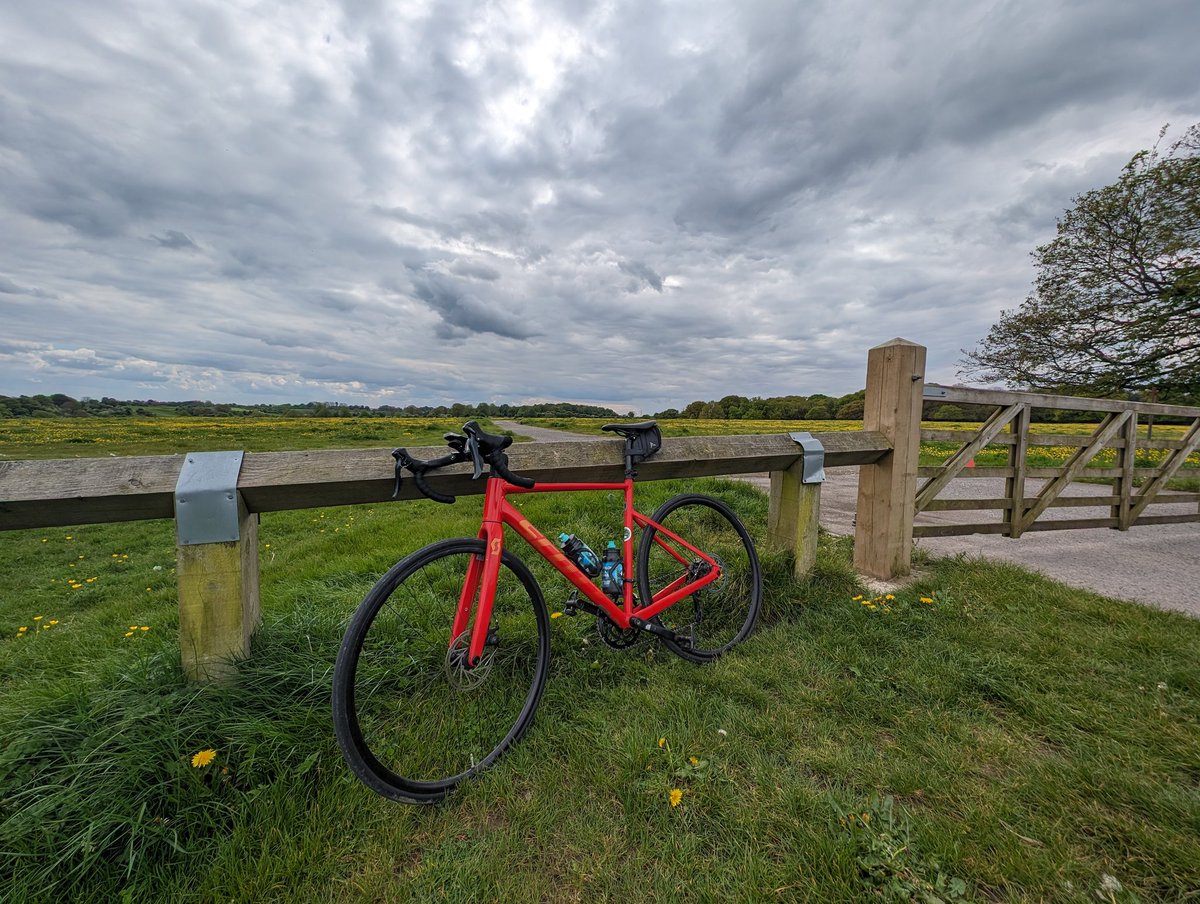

left=789, top=432, right=826, bottom=484
left=175, top=451, right=246, bottom=545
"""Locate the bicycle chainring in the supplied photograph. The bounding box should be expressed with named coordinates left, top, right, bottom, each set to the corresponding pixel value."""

left=596, top=614, right=643, bottom=650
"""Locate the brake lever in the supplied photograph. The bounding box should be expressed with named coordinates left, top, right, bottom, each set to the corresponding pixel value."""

left=391, top=449, right=410, bottom=499
left=465, top=433, right=484, bottom=479
left=443, top=432, right=467, bottom=453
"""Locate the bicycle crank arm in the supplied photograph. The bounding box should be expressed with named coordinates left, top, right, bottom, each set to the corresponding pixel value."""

left=628, top=616, right=690, bottom=645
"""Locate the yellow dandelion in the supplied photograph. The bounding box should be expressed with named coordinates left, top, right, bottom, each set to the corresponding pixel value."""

left=42, top=624, right=51, bottom=629
left=658, top=737, right=666, bottom=748
left=550, top=612, right=563, bottom=619
left=885, top=594, right=895, bottom=601
left=140, top=626, right=150, bottom=631
left=125, top=632, right=134, bottom=637
left=669, top=788, right=683, bottom=807
left=862, top=812, right=870, bottom=823
left=920, top=597, right=934, bottom=604
left=852, top=595, right=863, bottom=601
left=191, top=748, right=217, bottom=768
left=129, top=625, right=138, bottom=630
left=34, top=615, right=43, bottom=621
left=49, top=619, right=58, bottom=625
left=689, top=756, right=699, bottom=766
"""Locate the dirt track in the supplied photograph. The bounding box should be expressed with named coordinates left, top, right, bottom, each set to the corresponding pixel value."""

left=496, top=421, right=1200, bottom=617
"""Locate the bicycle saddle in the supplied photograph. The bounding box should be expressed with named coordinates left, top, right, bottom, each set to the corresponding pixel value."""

left=601, top=420, right=658, bottom=437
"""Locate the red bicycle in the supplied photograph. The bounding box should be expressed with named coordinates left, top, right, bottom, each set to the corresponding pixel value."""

left=332, top=421, right=762, bottom=803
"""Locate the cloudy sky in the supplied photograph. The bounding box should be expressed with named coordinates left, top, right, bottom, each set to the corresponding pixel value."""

left=2, top=0, right=1198, bottom=413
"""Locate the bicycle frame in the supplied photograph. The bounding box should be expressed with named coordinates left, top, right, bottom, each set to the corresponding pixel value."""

left=454, top=476, right=722, bottom=666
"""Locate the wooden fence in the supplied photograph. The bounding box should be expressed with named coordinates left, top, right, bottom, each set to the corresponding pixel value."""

left=0, top=424, right=891, bottom=680
left=915, top=385, right=1200, bottom=538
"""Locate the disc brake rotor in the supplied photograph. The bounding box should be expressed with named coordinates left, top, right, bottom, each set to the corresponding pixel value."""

left=445, top=631, right=495, bottom=691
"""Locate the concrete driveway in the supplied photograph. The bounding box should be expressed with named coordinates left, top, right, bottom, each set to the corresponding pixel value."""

left=496, top=421, right=1200, bottom=617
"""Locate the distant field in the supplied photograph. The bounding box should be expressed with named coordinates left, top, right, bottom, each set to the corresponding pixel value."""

left=0, top=418, right=514, bottom=460
left=2, top=415, right=1194, bottom=478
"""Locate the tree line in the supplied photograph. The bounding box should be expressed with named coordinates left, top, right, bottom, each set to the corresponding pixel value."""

left=3, top=392, right=1154, bottom=424
left=0, top=395, right=622, bottom=420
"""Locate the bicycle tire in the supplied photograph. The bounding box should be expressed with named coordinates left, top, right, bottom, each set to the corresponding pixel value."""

left=636, top=493, right=762, bottom=663
left=332, top=538, right=550, bottom=803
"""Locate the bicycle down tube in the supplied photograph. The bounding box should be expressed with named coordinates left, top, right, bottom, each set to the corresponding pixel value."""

left=457, top=476, right=722, bottom=666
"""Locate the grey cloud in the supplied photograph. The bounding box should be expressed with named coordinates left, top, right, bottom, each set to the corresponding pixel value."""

left=151, top=230, right=200, bottom=251
left=618, top=260, right=664, bottom=293
left=0, top=275, right=55, bottom=298
left=452, top=260, right=502, bottom=281
left=412, top=276, right=536, bottom=340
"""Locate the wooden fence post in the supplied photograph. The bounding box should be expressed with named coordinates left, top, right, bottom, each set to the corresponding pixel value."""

left=854, top=338, right=926, bottom=579
left=174, top=453, right=261, bottom=682
left=768, top=460, right=821, bottom=578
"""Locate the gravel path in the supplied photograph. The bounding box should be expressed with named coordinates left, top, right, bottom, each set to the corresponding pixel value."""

left=498, top=420, right=1200, bottom=616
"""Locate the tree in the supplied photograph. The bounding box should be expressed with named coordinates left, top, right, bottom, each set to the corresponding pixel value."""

left=962, top=123, right=1199, bottom=397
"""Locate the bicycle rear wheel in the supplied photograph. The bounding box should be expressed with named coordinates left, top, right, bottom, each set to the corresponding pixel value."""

left=332, top=538, right=550, bottom=803
left=636, top=493, right=762, bottom=663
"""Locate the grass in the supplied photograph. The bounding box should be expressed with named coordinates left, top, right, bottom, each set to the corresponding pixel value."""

left=3, top=471, right=1200, bottom=902
left=0, top=417, right=517, bottom=460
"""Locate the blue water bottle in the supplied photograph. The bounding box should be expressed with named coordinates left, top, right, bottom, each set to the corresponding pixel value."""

left=601, top=541, right=623, bottom=597
left=558, top=533, right=601, bottom=578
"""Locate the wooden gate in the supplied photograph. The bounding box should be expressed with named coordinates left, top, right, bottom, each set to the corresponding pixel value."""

left=914, top=385, right=1200, bottom=539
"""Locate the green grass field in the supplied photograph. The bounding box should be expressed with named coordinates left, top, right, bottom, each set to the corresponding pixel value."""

left=2, top=420, right=1199, bottom=901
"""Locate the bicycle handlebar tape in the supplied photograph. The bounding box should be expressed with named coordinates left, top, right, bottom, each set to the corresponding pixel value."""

left=413, top=469, right=456, bottom=504
left=492, top=452, right=535, bottom=489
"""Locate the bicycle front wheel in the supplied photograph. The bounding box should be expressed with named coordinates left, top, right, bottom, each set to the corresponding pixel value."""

left=332, top=538, right=550, bottom=803
left=636, top=493, right=762, bottom=663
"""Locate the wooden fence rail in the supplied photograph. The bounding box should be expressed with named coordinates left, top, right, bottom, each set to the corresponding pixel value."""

left=0, top=430, right=891, bottom=680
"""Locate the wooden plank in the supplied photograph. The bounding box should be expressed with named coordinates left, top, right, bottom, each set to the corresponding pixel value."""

left=0, top=454, right=183, bottom=529
left=1128, top=418, right=1200, bottom=522
left=915, top=516, right=1122, bottom=538
left=1133, top=512, right=1200, bottom=526
left=921, top=430, right=1195, bottom=450
left=920, top=429, right=1018, bottom=444
left=767, top=462, right=821, bottom=578
left=1015, top=412, right=1132, bottom=533
left=918, top=467, right=1015, bottom=478
left=1138, top=493, right=1200, bottom=505
left=854, top=339, right=927, bottom=579
left=0, top=431, right=892, bottom=531
left=924, top=495, right=1122, bottom=512
left=1115, top=414, right=1138, bottom=530
left=915, top=403, right=1024, bottom=514
left=924, top=383, right=1200, bottom=418
left=1004, top=404, right=1031, bottom=538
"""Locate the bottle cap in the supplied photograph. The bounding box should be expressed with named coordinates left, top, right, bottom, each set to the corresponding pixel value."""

left=607, top=540, right=617, bottom=548
left=559, top=533, right=571, bottom=544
